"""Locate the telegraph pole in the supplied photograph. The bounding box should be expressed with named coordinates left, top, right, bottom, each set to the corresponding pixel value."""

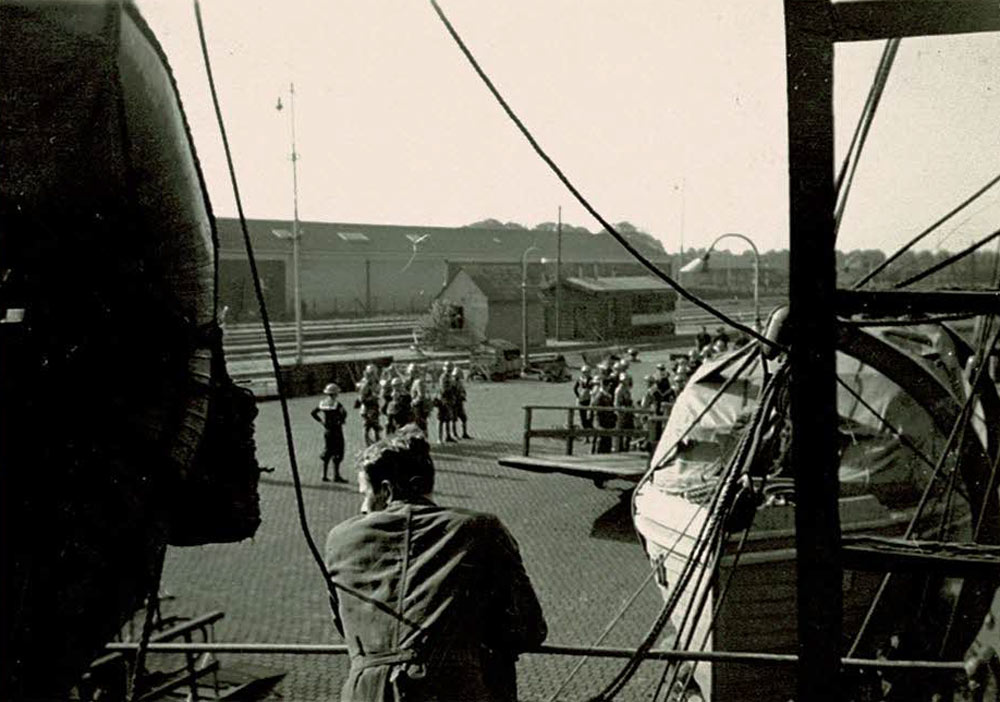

left=276, top=82, right=304, bottom=365
left=555, top=206, right=562, bottom=340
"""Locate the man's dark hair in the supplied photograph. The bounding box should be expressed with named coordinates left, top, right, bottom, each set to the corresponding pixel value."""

left=356, top=424, right=435, bottom=497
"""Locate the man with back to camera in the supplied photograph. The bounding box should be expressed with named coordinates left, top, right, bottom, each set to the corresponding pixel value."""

left=324, top=426, right=547, bottom=701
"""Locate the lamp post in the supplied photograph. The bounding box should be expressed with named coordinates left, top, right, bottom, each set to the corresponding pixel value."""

left=521, top=245, right=539, bottom=376
left=275, top=82, right=303, bottom=365
left=680, top=232, right=761, bottom=331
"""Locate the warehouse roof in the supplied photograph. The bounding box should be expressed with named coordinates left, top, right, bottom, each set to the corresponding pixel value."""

left=214, top=217, right=667, bottom=263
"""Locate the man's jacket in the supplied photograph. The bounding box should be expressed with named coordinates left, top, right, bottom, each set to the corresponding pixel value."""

left=325, top=500, right=547, bottom=701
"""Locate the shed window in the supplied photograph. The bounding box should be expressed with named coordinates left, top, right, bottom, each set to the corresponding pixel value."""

left=337, top=231, right=369, bottom=242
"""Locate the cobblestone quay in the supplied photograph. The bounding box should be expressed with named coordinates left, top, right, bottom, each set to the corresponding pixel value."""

left=162, top=352, right=687, bottom=700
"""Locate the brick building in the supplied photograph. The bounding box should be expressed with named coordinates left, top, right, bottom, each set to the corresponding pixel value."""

left=215, top=218, right=670, bottom=321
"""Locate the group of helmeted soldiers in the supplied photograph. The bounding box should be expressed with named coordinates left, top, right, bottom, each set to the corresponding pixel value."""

left=355, top=361, right=471, bottom=446
left=569, top=327, right=740, bottom=455
left=572, top=357, right=642, bottom=454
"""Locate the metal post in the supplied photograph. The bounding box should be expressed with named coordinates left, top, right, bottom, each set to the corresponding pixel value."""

left=556, top=206, right=562, bottom=340
left=522, top=407, right=532, bottom=456
left=566, top=407, right=574, bottom=455
left=521, top=245, right=538, bottom=375
left=784, top=2, right=841, bottom=700
left=365, top=258, right=371, bottom=314
left=751, top=246, right=761, bottom=332
left=288, top=82, right=304, bottom=364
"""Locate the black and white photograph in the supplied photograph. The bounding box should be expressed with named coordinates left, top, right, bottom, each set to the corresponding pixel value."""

left=3, top=1, right=1000, bottom=700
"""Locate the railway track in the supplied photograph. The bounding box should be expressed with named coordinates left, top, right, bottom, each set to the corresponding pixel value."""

left=222, top=297, right=787, bottom=365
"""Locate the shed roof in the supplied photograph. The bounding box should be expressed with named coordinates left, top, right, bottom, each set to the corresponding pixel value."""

left=563, top=275, right=677, bottom=295
left=453, top=265, right=528, bottom=302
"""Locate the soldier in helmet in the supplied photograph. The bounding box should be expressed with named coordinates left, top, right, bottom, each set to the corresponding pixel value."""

left=311, top=383, right=348, bottom=483
left=695, top=326, right=712, bottom=352
left=575, top=366, right=594, bottom=443
left=614, top=373, right=634, bottom=452
left=590, top=377, right=616, bottom=455
left=386, top=377, right=413, bottom=435
left=410, top=375, right=431, bottom=434
left=435, top=369, right=456, bottom=444
left=356, top=371, right=382, bottom=446
left=451, top=367, right=471, bottom=439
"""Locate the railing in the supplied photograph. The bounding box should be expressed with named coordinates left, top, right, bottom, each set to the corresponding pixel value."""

left=521, top=404, right=670, bottom=457
left=80, top=611, right=224, bottom=702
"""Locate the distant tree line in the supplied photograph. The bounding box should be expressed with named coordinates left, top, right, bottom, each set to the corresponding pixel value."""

left=678, top=246, right=1000, bottom=290
left=466, top=218, right=999, bottom=289
left=465, top=218, right=667, bottom=258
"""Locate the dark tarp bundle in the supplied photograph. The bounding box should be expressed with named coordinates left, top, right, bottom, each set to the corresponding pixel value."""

left=0, top=1, right=260, bottom=696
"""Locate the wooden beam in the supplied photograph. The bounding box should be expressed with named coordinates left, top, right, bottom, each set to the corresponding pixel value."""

left=837, top=289, right=1000, bottom=316
left=785, top=2, right=843, bottom=699
left=831, top=0, right=1000, bottom=42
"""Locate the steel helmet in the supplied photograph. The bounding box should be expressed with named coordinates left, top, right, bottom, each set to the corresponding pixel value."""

left=323, top=383, right=340, bottom=395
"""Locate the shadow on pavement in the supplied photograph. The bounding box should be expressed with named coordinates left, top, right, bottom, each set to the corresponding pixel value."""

left=589, top=489, right=640, bottom=543
left=429, top=438, right=521, bottom=462
left=433, top=466, right=527, bottom=482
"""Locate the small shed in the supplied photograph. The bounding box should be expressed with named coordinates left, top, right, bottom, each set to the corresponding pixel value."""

left=546, top=275, right=677, bottom=341
left=436, top=265, right=545, bottom=347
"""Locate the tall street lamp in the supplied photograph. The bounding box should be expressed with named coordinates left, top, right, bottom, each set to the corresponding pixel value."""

left=680, top=232, right=761, bottom=331
left=275, top=82, right=303, bottom=365
left=521, top=244, right=539, bottom=376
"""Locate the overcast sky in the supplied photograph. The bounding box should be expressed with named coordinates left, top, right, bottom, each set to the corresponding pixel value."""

left=137, top=1, right=1000, bottom=255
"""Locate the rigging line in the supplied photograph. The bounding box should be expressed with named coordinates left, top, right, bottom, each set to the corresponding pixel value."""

left=932, top=190, right=1000, bottom=251
left=658, top=537, right=726, bottom=701
left=973, top=442, right=1000, bottom=540
left=427, top=0, right=780, bottom=351
left=192, top=1, right=424, bottom=634
left=596, top=467, right=735, bottom=701
left=543, top=508, right=701, bottom=702
left=847, top=322, right=1000, bottom=657
left=834, top=38, right=900, bottom=241
left=597, top=438, right=752, bottom=701
left=668, top=517, right=757, bottom=702
left=834, top=377, right=938, bottom=473
left=853, top=172, right=1000, bottom=289
left=938, top=343, right=1000, bottom=657
left=633, top=347, right=762, bottom=497
left=894, top=225, right=1000, bottom=289
left=629, top=348, right=762, bottom=552
left=605, top=357, right=781, bottom=700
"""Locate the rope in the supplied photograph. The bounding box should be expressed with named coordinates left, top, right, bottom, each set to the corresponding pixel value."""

left=591, top=372, right=780, bottom=701
left=833, top=38, right=899, bottom=241
left=192, top=0, right=425, bottom=635
left=544, top=507, right=702, bottom=702
left=847, top=322, right=1000, bottom=657
left=664, top=520, right=756, bottom=700
left=894, top=226, right=1000, bottom=289
left=592, top=465, right=737, bottom=701
left=834, top=376, right=938, bottom=473
left=427, top=0, right=781, bottom=352
left=854, top=172, right=1000, bottom=288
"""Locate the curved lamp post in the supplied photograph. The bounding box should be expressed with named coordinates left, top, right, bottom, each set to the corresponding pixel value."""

left=680, top=232, right=761, bottom=331
left=521, top=245, right=539, bottom=375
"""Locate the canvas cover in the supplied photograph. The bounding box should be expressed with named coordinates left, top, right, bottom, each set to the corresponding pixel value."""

left=648, top=333, right=964, bottom=511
